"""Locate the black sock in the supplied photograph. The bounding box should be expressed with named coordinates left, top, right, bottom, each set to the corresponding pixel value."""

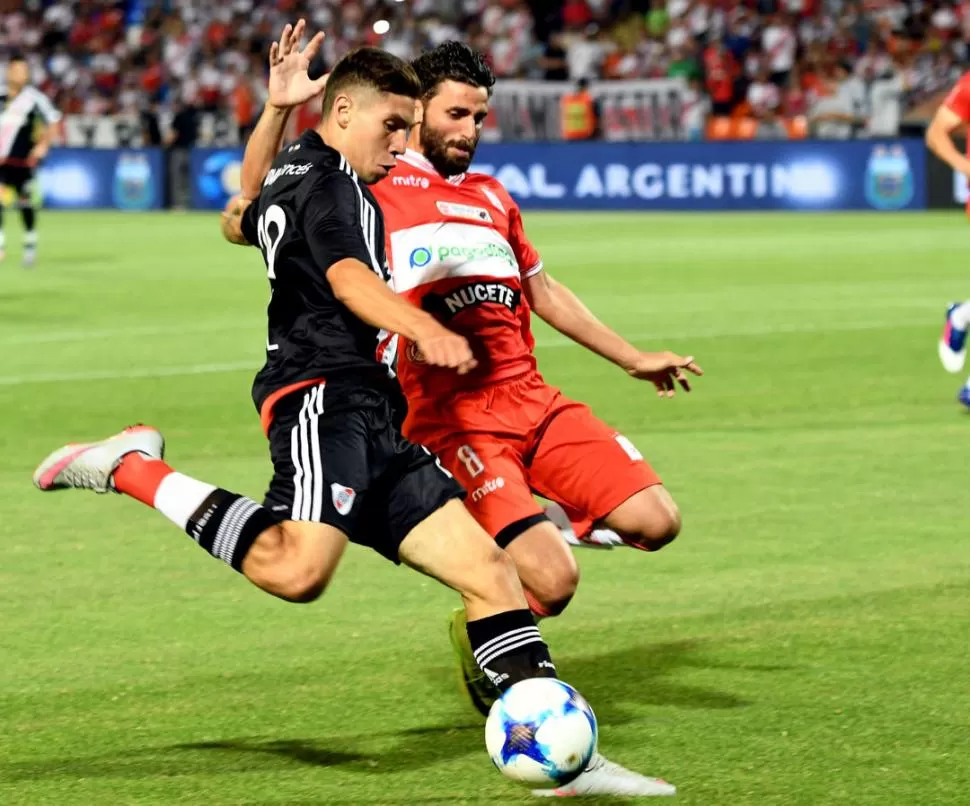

left=185, top=488, right=278, bottom=571
left=466, top=609, right=557, bottom=691
left=21, top=204, right=35, bottom=240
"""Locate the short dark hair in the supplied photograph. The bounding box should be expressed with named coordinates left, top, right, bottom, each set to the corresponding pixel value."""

left=322, top=47, right=422, bottom=117
left=411, top=42, right=495, bottom=101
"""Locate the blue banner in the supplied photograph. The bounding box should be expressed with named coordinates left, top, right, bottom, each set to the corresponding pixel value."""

left=470, top=140, right=926, bottom=211
left=188, top=139, right=926, bottom=212
left=38, top=148, right=164, bottom=210
left=191, top=147, right=244, bottom=210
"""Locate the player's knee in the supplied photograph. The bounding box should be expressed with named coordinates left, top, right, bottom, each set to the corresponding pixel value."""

left=626, top=506, right=681, bottom=551
left=611, top=488, right=682, bottom=552
left=525, top=565, right=579, bottom=617
left=273, top=563, right=333, bottom=603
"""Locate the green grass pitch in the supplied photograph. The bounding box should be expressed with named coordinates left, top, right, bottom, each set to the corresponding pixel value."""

left=1, top=210, right=969, bottom=805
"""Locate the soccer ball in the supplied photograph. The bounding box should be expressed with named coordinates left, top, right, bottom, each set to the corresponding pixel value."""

left=485, top=678, right=597, bottom=788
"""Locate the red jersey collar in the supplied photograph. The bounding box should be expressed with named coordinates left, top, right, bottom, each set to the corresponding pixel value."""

left=398, top=149, right=466, bottom=184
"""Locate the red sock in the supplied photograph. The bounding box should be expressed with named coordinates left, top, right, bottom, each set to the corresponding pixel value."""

left=113, top=452, right=175, bottom=507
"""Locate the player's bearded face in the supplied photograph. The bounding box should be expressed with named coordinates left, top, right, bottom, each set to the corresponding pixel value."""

left=419, top=82, right=490, bottom=177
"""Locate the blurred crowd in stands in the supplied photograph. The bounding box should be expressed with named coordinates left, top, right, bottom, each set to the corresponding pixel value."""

left=0, top=0, right=966, bottom=140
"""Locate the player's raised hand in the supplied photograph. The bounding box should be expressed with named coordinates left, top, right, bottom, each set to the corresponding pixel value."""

left=626, top=351, right=703, bottom=398
left=267, top=19, right=329, bottom=110
left=414, top=324, right=479, bottom=376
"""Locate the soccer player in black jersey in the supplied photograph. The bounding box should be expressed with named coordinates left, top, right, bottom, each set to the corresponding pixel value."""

left=0, top=56, right=60, bottom=267
left=33, top=28, right=564, bottom=711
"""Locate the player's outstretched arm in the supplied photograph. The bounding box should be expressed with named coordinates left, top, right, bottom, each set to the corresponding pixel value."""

left=523, top=271, right=701, bottom=397
left=327, top=260, right=478, bottom=375
left=241, top=106, right=293, bottom=200
left=925, top=104, right=970, bottom=178
left=240, top=19, right=329, bottom=199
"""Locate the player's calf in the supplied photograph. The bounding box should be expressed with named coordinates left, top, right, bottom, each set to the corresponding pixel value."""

left=241, top=520, right=348, bottom=603
left=400, top=500, right=557, bottom=689
left=33, top=428, right=342, bottom=603
left=604, top=485, right=682, bottom=552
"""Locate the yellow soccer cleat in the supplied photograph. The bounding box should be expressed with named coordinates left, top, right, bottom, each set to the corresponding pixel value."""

left=448, top=607, right=500, bottom=717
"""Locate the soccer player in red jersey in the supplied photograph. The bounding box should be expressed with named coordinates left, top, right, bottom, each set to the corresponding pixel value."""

left=239, top=28, right=693, bottom=797
left=927, top=73, right=970, bottom=405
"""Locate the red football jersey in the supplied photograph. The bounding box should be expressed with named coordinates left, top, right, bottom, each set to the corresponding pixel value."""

left=943, top=71, right=970, bottom=123
left=943, top=72, right=970, bottom=211
left=372, top=149, right=544, bottom=417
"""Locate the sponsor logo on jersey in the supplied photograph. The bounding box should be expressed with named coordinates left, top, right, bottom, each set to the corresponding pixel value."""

left=407, top=242, right=517, bottom=271
left=409, top=246, right=433, bottom=268
left=424, top=282, right=520, bottom=320
left=436, top=200, right=493, bottom=223
left=392, top=174, right=430, bottom=189
left=471, top=476, right=505, bottom=503
left=263, top=162, right=312, bottom=186
left=439, top=242, right=517, bottom=266
left=406, top=340, right=426, bottom=364
left=331, top=483, right=357, bottom=516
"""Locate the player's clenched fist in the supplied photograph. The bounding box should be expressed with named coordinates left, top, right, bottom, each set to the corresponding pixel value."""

left=625, top=351, right=703, bottom=398
left=414, top=323, right=478, bottom=375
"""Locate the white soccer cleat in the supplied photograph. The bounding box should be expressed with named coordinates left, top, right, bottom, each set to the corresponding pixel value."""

left=584, top=528, right=627, bottom=548
left=544, top=502, right=625, bottom=549
left=939, top=302, right=968, bottom=374
left=33, top=425, right=165, bottom=494
left=532, top=752, right=676, bottom=797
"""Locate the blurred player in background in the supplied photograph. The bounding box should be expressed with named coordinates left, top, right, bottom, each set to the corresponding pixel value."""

left=0, top=55, right=60, bottom=267
left=926, top=73, right=970, bottom=406
left=240, top=27, right=688, bottom=798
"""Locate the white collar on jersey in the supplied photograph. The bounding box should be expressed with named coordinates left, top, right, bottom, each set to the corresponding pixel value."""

left=397, top=149, right=466, bottom=184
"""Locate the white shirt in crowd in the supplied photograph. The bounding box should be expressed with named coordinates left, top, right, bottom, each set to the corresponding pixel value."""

left=932, top=5, right=959, bottom=32
left=668, top=0, right=690, bottom=18
left=666, top=22, right=691, bottom=50
left=762, top=22, right=797, bottom=73
left=567, top=38, right=604, bottom=80
left=866, top=73, right=905, bottom=137
left=164, top=37, right=193, bottom=80
left=197, top=62, right=221, bottom=94
left=681, top=85, right=711, bottom=138
left=747, top=79, right=781, bottom=115
left=812, top=76, right=868, bottom=139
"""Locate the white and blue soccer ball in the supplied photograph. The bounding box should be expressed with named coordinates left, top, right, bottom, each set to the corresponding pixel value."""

left=485, top=678, right=597, bottom=787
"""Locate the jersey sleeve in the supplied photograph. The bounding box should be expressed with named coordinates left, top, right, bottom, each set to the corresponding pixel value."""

left=240, top=195, right=260, bottom=246
left=508, top=203, right=543, bottom=278
left=944, top=74, right=970, bottom=122
left=32, top=88, right=61, bottom=124
left=302, top=172, right=377, bottom=274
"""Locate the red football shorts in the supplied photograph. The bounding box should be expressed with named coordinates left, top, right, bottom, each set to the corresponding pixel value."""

left=406, top=372, right=661, bottom=544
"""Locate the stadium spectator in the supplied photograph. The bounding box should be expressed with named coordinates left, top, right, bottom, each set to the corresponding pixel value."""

left=810, top=60, right=868, bottom=139
left=560, top=76, right=600, bottom=139
left=165, top=95, right=199, bottom=209
left=704, top=38, right=739, bottom=115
